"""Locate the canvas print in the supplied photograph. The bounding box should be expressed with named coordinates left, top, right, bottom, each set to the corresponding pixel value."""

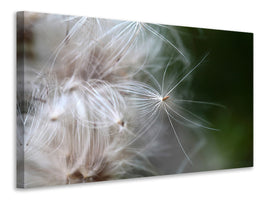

left=16, top=11, right=253, bottom=188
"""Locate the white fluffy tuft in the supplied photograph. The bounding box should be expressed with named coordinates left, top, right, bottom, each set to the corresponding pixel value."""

left=17, top=12, right=213, bottom=188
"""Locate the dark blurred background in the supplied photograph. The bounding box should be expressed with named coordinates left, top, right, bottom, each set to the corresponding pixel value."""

left=175, top=26, right=253, bottom=171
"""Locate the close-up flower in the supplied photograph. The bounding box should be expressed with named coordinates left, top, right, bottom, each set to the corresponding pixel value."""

left=16, top=11, right=253, bottom=188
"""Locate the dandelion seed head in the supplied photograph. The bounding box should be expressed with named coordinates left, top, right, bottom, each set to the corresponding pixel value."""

left=17, top=12, right=214, bottom=188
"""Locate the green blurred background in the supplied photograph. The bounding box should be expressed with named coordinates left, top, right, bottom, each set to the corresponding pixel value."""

left=175, top=26, right=253, bottom=170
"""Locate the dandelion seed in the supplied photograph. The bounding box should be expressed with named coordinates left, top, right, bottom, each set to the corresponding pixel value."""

left=162, top=96, right=170, bottom=101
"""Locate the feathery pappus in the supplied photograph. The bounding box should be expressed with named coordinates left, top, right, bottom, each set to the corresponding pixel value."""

left=17, top=12, right=215, bottom=188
